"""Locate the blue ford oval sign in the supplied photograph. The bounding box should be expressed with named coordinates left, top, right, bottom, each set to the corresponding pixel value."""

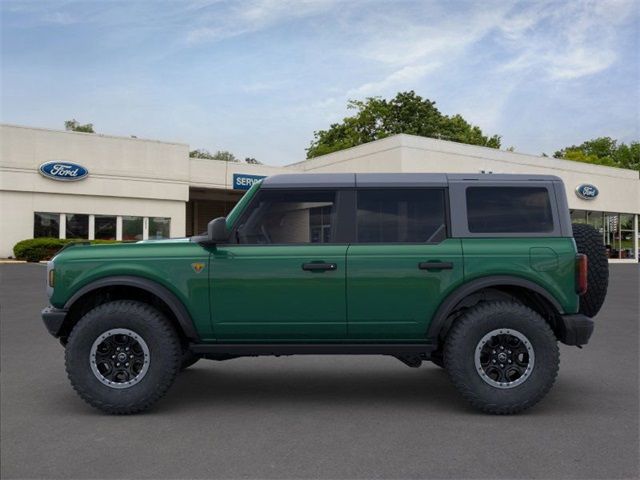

left=575, top=183, right=598, bottom=200
left=39, top=161, right=89, bottom=182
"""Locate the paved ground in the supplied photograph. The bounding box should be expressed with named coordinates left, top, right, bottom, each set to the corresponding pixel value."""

left=1, top=263, right=638, bottom=479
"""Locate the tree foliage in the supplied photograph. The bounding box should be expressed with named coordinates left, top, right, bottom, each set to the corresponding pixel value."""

left=554, top=137, right=639, bottom=172
left=306, top=91, right=501, bottom=158
left=65, top=119, right=94, bottom=133
left=189, top=149, right=238, bottom=162
left=244, top=157, right=262, bottom=164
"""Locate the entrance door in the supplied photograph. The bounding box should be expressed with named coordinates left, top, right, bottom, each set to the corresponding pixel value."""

left=347, top=188, right=463, bottom=340
left=210, top=188, right=348, bottom=340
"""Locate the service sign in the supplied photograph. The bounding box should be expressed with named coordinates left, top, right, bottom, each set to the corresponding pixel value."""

left=233, top=173, right=266, bottom=190
left=575, top=183, right=599, bottom=200
left=39, top=161, right=89, bottom=182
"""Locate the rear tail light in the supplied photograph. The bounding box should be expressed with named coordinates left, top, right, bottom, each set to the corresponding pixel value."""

left=576, top=254, right=588, bottom=295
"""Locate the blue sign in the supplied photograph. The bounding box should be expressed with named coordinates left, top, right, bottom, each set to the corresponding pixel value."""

left=233, top=173, right=266, bottom=190
left=575, top=183, right=599, bottom=200
left=39, top=161, right=89, bottom=182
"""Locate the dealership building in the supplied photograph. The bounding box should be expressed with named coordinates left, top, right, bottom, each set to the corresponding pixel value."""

left=1, top=123, right=639, bottom=262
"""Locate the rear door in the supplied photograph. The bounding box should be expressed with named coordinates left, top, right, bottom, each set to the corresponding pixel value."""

left=346, top=187, right=463, bottom=340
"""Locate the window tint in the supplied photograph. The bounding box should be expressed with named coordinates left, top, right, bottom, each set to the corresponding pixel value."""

left=356, top=189, right=446, bottom=243
left=34, top=212, right=59, bottom=238
left=66, top=214, right=89, bottom=239
left=237, top=190, right=336, bottom=244
left=95, top=215, right=117, bottom=240
left=466, top=187, right=553, bottom=233
left=123, top=216, right=144, bottom=241
left=149, top=217, right=170, bottom=239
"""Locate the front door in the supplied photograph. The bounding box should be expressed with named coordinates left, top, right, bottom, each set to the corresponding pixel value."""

left=347, top=188, right=464, bottom=340
left=210, top=188, right=348, bottom=340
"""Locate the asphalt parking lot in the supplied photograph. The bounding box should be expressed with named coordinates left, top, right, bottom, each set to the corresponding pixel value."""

left=1, top=263, right=638, bottom=479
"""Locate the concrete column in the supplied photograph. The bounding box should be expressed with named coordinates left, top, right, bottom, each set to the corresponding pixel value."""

left=116, top=216, right=123, bottom=241
left=143, top=217, right=149, bottom=240
left=88, top=215, right=95, bottom=240
left=635, top=214, right=639, bottom=263
left=59, top=214, right=66, bottom=239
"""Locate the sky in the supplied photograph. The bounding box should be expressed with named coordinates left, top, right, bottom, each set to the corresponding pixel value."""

left=1, top=0, right=639, bottom=165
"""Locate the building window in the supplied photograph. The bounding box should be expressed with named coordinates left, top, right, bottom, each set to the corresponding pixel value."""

left=66, top=214, right=89, bottom=239
left=122, top=216, right=143, bottom=241
left=356, top=189, right=446, bottom=243
left=466, top=187, right=554, bottom=233
left=34, top=212, right=60, bottom=238
left=572, top=210, right=637, bottom=260
left=570, top=210, right=587, bottom=224
left=95, top=215, right=117, bottom=240
left=149, top=217, right=171, bottom=239
left=620, top=214, right=635, bottom=259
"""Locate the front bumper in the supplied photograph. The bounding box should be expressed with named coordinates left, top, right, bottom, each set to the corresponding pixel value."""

left=42, top=306, right=68, bottom=338
left=557, top=314, right=594, bottom=346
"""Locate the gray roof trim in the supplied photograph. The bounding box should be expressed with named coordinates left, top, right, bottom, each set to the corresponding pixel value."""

left=261, top=173, right=355, bottom=188
left=355, top=173, right=448, bottom=187
left=261, top=172, right=563, bottom=189
left=446, top=173, right=562, bottom=182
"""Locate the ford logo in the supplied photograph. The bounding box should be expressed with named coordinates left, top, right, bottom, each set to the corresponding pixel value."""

left=39, top=161, right=89, bottom=182
left=575, top=183, right=598, bottom=200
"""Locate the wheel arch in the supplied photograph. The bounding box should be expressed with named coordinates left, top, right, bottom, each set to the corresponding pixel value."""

left=427, top=275, right=565, bottom=344
left=60, top=276, right=199, bottom=343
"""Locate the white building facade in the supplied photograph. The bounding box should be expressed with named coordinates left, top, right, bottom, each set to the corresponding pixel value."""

left=1, top=124, right=638, bottom=262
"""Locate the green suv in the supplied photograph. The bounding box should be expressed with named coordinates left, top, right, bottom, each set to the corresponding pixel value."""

left=42, top=173, right=609, bottom=414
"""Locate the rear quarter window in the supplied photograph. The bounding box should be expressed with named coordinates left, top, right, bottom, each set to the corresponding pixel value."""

left=466, top=186, right=554, bottom=233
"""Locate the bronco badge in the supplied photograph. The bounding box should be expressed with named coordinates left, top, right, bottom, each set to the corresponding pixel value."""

left=191, top=262, right=205, bottom=273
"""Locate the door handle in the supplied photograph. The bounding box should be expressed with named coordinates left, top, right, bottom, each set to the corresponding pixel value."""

left=302, top=262, right=337, bottom=272
left=418, top=261, right=453, bottom=270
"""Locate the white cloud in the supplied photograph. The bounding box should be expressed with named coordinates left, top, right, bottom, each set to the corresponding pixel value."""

left=185, top=0, right=340, bottom=44
left=42, top=12, right=77, bottom=25
left=499, top=0, right=636, bottom=80
left=356, top=6, right=513, bottom=67
left=348, top=63, right=440, bottom=96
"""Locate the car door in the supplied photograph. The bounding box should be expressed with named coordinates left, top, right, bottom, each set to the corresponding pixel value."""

left=210, top=188, right=349, bottom=340
left=346, top=187, right=463, bottom=340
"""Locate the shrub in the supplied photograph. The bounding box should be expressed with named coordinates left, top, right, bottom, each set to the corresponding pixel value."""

left=12, top=238, right=119, bottom=262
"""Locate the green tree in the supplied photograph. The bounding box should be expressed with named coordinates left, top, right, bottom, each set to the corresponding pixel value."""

left=189, top=149, right=238, bottom=162
left=306, top=91, right=501, bottom=158
left=64, top=119, right=94, bottom=133
left=244, top=157, right=262, bottom=164
left=554, top=137, right=639, bottom=171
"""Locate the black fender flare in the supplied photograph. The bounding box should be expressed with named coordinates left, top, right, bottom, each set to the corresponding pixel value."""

left=64, top=275, right=200, bottom=340
left=426, top=275, right=565, bottom=342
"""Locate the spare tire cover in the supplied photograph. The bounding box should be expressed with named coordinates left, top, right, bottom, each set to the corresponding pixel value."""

left=572, top=223, right=609, bottom=317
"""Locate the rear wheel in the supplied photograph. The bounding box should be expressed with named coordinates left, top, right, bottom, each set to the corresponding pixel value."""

left=572, top=223, right=609, bottom=317
left=65, top=300, right=181, bottom=414
left=430, top=350, right=444, bottom=368
left=444, top=301, right=559, bottom=414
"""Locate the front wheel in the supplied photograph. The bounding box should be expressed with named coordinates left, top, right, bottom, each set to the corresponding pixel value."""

left=444, top=301, right=559, bottom=414
left=65, top=300, right=182, bottom=414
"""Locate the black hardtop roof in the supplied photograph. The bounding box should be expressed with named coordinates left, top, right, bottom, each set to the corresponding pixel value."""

left=261, top=173, right=561, bottom=188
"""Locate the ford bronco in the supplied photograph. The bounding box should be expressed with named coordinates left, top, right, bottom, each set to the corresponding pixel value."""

left=42, top=173, right=609, bottom=414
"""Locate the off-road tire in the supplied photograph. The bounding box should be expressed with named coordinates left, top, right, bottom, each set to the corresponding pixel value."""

left=572, top=223, right=609, bottom=317
left=430, top=350, right=444, bottom=368
left=444, top=301, right=559, bottom=414
left=65, top=300, right=181, bottom=414
left=180, top=350, right=200, bottom=370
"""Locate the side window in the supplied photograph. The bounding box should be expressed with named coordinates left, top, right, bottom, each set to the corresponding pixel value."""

left=356, top=189, right=446, bottom=243
left=466, top=187, right=553, bottom=233
left=236, top=190, right=336, bottom=244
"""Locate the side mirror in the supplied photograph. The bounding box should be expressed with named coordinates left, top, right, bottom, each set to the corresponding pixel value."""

left=207, top=217, right=229, bottom=243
